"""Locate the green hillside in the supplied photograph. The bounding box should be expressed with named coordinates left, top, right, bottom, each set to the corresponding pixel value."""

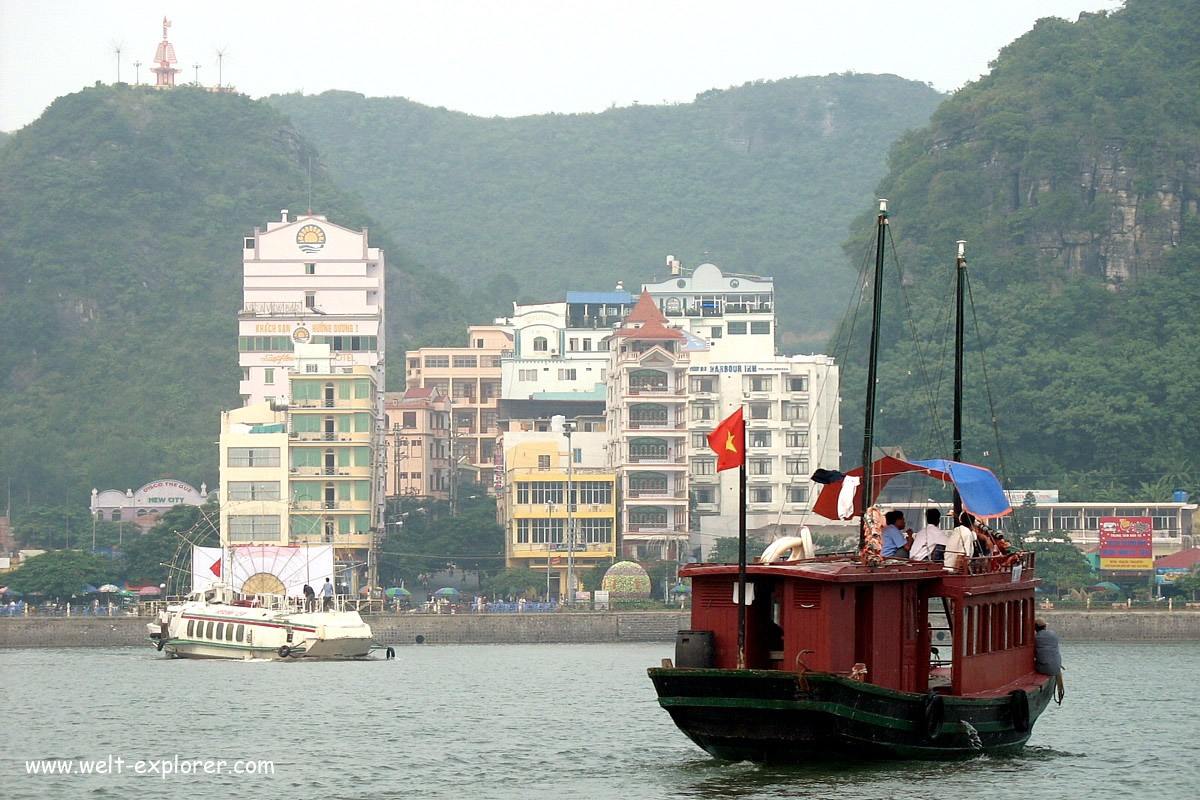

left=0, top=84, right=475, bottom=508
left=835, top=0, right=1200, bottom=498
left=266, top=74, right=945, bottom=351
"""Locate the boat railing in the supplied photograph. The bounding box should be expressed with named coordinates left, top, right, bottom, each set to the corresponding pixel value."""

left=949, top=549, right=1036, bottom=577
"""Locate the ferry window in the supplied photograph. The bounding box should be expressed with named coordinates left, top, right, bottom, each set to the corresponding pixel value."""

left=206, top=621, right=214, bottom=640
left=236, top=625, right=245, bottom=643
left=216, top=623, right=225, bottom=641
left=226, top=623, right=234, bottom=642
left=187, top=620, right=195, bottom=637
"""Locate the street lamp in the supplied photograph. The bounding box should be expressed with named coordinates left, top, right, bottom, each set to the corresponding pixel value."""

left=563, top=422, right=576, bottom=607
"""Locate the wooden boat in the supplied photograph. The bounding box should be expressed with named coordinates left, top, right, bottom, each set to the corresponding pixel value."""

left=648, top=202, right=1057, bottom=761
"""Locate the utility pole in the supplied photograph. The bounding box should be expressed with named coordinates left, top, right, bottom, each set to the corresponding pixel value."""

left=563, top=422, right=576, bottom=607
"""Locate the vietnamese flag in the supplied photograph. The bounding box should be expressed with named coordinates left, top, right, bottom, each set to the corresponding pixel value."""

left=706, top=408, right=745, bottom=472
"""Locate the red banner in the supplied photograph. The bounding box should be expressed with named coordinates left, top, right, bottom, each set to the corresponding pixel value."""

left=1099, top=516, right=1153, bottom=571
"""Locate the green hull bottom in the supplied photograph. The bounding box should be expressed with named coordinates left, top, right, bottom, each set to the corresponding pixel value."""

left=648, top=668, right=1054, bottom=762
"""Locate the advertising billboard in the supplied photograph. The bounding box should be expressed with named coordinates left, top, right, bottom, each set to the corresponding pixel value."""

left=1098, top=516, right=1153, bottom=571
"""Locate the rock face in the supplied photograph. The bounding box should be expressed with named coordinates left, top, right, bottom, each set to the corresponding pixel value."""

left=1031, top=141, right=1195, bottom=283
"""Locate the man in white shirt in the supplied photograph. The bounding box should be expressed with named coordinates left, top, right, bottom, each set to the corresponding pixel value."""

left=910, top=508, right=948, bottom=561
left=319, top=577, right=334, bottom=611
left=943, top=512, right=977, bottom=571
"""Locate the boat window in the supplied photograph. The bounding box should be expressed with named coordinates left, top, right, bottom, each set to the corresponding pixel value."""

left=226, top=623, right=234, bottom=642
left=205, top=621, right=214, bottom=640
left=236, top=625, right=244, bottom=643
left=216, top=622, right=225, bottom=641
left=186, top=620, right=194, bottom=637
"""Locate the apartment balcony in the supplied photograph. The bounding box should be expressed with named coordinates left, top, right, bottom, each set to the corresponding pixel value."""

left=626, top=384, right=686, bottom=397
left=509, top=541, right=617, bottom=558
left=625, top=453, right=688, bottom=466
left=290, top=532, right=372, bottom=549
left=289, top=398, right=372, bottom=411
left=291, top=500, right=372, bottom=512
left=627, top=418, right=687, bottom=431
left=289, top=431, right=372, bottom=443
left=625, top=488, right=688, bottom=503
left=288, top=466, right=364, bottom=478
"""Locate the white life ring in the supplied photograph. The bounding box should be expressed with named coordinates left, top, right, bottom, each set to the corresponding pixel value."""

left=760, top=527, right=815, bottom=562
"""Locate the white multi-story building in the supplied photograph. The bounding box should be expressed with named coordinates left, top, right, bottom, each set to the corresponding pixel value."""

left=643, top=259, right=775, bottom=361
left=238, top=210, right=385, bottom=408
left=685, top=351, right=841, bottom=557
left=233, top=210, right=387, bottom=584
left=500, top=291, right=635, bottom=400
left=605, top=292, right=696, bottom=562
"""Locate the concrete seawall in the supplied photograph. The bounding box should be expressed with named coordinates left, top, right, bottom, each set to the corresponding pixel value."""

left=1, top=610, right=1198, bottom=649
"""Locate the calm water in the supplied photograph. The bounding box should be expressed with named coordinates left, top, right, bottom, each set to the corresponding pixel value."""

left=1, top=641, right=1197, bottom=800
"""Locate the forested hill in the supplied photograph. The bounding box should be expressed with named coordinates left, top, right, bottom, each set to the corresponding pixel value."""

left=266, top=74, right=945, bottom=350
left=0, top=84, right=476, bottom=507
left=835, top=0, right=1200, bottom=499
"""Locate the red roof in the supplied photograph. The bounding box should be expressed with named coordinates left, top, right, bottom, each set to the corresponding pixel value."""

left=611, top=317, right=684, bottom=341
left=623, top=289, right=667, bottom=324
left=402, top=387, right=434, bottom=399
left=1155, top=548, right=1200, bottom=569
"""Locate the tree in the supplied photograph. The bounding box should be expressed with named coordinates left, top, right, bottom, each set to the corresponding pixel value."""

left=482, top=568, right=545, bottom=598
left=707, top=537, right=741, bottom=563
left=119, top=504, right=219, bottom=588
left=6, top=550, right=120, bottom=599
left=1025, top=532, right=1095, bottom=594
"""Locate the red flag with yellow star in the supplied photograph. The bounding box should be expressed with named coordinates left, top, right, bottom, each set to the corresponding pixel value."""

left=707, top=407, right=745, bottom=471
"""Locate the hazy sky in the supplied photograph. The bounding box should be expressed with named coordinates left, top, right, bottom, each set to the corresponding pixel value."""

left=0, top=0, right=1122, bottom=132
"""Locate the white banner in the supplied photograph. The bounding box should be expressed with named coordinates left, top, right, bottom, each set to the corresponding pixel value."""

left=191, top=545, right=334, bottom=596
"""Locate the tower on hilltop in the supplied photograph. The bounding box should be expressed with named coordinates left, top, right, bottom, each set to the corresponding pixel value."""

left=151, top=17, right=181, bottom=87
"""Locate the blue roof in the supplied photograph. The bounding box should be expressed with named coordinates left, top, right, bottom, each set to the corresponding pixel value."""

left=566, top=291, right=634, bottom=305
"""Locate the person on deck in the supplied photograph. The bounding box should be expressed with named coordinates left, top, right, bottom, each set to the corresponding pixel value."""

left=944, top=512, right=979, bottom=571
left=881, top=511, right=913, bottom=558
left=302, top=583, right=315, bottom=612
left=910, top=508, right=948, bottom=562
left=1034, top=617, right=1066, bottom=704
left=319, top=577, right=334, bottom=611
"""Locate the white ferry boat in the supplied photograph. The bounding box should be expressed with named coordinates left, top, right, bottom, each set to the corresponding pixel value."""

left=147, top=583, right=377, bottom=660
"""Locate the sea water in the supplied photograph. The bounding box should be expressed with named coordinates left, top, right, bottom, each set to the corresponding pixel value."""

left=1, top=641, right=1197, bottom=800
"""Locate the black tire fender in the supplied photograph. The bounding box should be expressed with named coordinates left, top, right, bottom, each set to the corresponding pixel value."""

left=922, top=692, right=944, bottom=741
left=385, top=646, right=396, bottom=659
left=155, top=638, right=165, bottom=652
left=278, top=645, right=292, bottom=659
left=1009, top=689, right=1031, bottom=732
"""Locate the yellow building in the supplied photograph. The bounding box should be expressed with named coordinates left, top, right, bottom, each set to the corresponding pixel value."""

left=501, top=438, right=617, bottom=600
left=219, top=355, right=381, bottom=591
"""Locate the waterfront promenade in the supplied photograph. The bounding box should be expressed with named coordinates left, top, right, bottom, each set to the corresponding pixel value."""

left=2, top=609, right=1200, bottom=648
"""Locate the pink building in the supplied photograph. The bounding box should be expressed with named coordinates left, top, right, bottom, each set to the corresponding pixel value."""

left=384, top=388, right=452, bottom=499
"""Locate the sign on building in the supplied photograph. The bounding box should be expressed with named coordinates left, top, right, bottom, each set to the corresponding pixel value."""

left=1098, top=516, right=1153, bottom=571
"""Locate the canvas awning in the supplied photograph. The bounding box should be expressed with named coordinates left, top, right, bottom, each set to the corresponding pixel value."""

left=812, top=456, right=1012, bottom=521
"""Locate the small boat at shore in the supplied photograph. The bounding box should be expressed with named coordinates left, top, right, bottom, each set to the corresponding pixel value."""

left=649, top=202, right=1060, bottom=761
left=147, top=582, right=378, bottom=660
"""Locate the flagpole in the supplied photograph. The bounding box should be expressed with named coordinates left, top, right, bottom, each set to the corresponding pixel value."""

left=736, top=407, right=747, bottom=670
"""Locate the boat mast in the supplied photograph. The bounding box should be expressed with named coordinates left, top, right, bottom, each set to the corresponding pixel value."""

left=952, top=240, right=966, bottom=522
left=860, top=199, right=888, bottom=548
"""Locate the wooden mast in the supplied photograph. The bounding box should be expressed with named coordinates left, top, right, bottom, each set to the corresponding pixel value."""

left=860, top=200, right=888, bottom=549
left=952, top=240, right=966, bottom=522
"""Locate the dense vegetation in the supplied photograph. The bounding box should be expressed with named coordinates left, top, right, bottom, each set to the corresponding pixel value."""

left=266, top=75, right=945, bottom=351
left=833, top=0, right=1200, bottom=499
left=0, top=84, right=481, bottom=511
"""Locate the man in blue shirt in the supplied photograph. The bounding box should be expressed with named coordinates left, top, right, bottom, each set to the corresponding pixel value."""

left=881, top=511, right=913, bottom=558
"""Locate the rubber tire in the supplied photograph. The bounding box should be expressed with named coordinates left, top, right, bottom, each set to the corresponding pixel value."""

left=155, top=639, right=165, bottom=652
left=922, top=692, right=945, bottom=741
left=1009, top=689, right=1031, bottom=732
left=385, top=647, right=395, bottom=659
left=278, top=645, right=292, bottom=659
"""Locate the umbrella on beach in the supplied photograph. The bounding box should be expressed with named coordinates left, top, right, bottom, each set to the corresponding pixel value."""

left=81, top=585, right=99, bottom=594
left=0, top=587, right=22, bottom=597
left=137, top=586, right=161, bottom=597
left=98, top=584, right=120, bottom=593
left=385, top=587, right=411, bottom=597
left=433, top=587, right=461, bottom=599
left=670, top=584, right=691, bottom=595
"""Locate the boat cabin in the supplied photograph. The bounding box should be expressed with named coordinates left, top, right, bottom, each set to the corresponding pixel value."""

left=679, top=551, right=1039, bottom=696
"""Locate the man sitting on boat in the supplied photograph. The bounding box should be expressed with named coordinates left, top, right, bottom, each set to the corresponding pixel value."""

left=881, top=511, right=913, bottom=558
left=910, top=508, right=948, bottom=562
